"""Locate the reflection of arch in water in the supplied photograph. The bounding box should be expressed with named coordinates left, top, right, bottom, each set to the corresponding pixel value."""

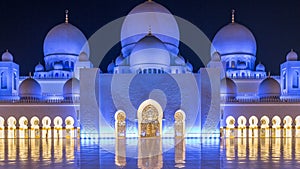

left=138, top=138, right=162, bottom=169
left=19, top=116, right=29, bottom=138
left=30, top=116, right=40, bottom=138
left=42, top=116, right=52, bottom=138
left=0, top=116, right=4, bottom=138
left=115, top=110, right=126, bottom=138
left=65, top=116, right=75, bottom=138
left=249, top=116, right=258, bottom=138
left=7, top=116, right=17, bottom=138
left=137, top=99, right=163, bottom=138
left=53, top=116, right=63, bottom=139
left=260, top=116, right=270, bottom=138
left=225, top=116, right=235, bottom=138
left=272, top=116, right=281, bottom=138
left=237, top=116, right=247, bottom=137
left=174, top=110, right=186, bottom=137
left=283, top=116, right=292, bottom=137
left=295, top=116, right=300, bottom=137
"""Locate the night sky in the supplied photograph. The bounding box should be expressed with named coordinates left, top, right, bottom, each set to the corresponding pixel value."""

left=1, top=0, right=300, bottom=75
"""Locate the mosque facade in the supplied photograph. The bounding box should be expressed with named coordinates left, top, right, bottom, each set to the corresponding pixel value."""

left=0, top=1, right=299, bottom=139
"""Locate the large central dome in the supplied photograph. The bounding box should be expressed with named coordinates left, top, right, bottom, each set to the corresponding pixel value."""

left=121, top=0, right=179, bottom=57
left=43, top=22, right=89, bottom=57
left=211, top=22, right=257, bottom=57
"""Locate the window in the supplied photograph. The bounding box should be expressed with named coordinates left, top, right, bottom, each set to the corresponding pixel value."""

left=1, top=72, right=7, bottom=89
left=283, top=72, right=287, bottom=90
left=293, top=71, right=299, bottom=88
left=13, top=73, right=17, bottom=90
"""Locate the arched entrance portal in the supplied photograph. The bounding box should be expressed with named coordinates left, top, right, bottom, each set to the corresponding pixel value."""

left=137, top=99, right=163, bottom=138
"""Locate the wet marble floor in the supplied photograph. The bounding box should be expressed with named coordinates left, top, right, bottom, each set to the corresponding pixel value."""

left=0, top=138, right=300, bottom=169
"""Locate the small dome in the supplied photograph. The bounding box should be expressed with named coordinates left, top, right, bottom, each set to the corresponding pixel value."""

left=79, top=52, right=89, bottom=61
left=258, top=77, right=280, bottom=97
left=256, top=63, right=265, bottom=71
left=53, top=63, right=63, bottom=70
left=175, top=55, right=185, bottom=65
left=115, top=55, right=125, bottom=66
left=19, top=78, right=42, bottom=99
left=211, top=52, right=221, bottom=62
left=35, top=63, right=44, bottom=72
left=211, top=22, right=257, bottom=57
left=286, top=49, right=298, bottom=61
left=63, top=78, right=80, bottom=97
left=130, top=35, right=170, bottom=67
left=107, top=61, right=115, bottom=73
left=2, top=50, right=13, bottom=61
left=121, top=0, right=179, bottom=56
left=186, top=61, right=193, bottom=72
left=220, top=77, right=237, bottom=95
left=43, top=22, right=89, bottom=57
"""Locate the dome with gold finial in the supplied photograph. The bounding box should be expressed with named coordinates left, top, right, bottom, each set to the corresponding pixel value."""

left=286, top=49, right=298, bottom=61
left=211, top=10, right=257, bottom=59
left=43, top=10, right=89, bottom=71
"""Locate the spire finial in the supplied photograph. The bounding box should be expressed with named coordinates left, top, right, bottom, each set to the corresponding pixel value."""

left=268, top=71, right=271, bottom=77
left=291, top=49, right=294, bottom=52
left=29, top=72, right=32, bottom=78
left=148, top=0, right=152, bottom=2
left=6, top=49, right=8, bottom=52
left=148, top=25, right=152, bottom=35
left=65, top=9, right=69, bottom=23
left=231, top=9, right=235, bottom=23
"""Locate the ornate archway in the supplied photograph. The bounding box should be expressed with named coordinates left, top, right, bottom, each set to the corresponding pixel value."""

left=174, top=110, right=186, bottom=137
left=115, top=110, right=126, bottom=138
left=137, top=99, right=163, bottom=137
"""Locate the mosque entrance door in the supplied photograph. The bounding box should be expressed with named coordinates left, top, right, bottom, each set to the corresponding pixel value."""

left=138, top=99, right=163, bottom=138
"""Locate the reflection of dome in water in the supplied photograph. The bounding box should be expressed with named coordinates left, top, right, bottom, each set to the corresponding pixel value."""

left=121, top=0, right=179, bottom=56
left=130, top=35, right=170, bottom=67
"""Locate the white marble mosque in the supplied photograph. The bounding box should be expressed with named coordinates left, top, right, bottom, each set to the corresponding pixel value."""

left=0, top=0, right=299, bottom=139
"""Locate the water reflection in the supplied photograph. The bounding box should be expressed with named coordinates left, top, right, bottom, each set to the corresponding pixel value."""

left=1, top=138, right=300, bottom=168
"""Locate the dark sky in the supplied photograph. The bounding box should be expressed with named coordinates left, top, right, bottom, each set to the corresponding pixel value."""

left=1, top=0, right=300, bottom=75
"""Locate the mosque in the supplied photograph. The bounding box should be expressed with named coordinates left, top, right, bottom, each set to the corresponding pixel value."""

left=0, top=0, right=299, bottom=139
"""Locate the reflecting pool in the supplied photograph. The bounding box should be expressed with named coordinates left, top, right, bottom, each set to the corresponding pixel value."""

left=0, top=138, right=300, bottom=168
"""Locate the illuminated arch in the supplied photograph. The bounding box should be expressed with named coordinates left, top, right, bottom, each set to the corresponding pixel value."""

left=115, top=110, right=126, bottom=138
left=30, top=116, right=40, bottom=138
left=42, top=116, right=52, bottom=138
left=137, top=99, right=163, bottom=137
left=65, top=116, right=75, bottom=138
left=53, top=116, right=63, bottom=138
left=237, top=116, right=246, bottom=127
left=226, top=116, right=235, bottom=128
left=260, top=116, right=270, bottom=128
left=0, top=116, right=4, bottom=138
left=174, top=110, right=186, bottom=137
left=283, top=116, right=293, bottom=137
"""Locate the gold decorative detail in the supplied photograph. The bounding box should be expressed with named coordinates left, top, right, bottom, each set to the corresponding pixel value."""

left=65, top=9, right=69, bottom=23
left=231, top=9, right=235, bottom=23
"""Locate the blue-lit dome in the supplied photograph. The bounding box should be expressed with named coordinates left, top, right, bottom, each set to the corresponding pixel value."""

left=121, top=0, right=179, bottom=57
left=220, top=77, right=237, bottom=95
left=53, top=63, right=63, bottom=70
left=79, top=52, right=89, bottom=61
left=115, top=55, right=125, bottom=66
left=2, top=50, right=13, bottom=62
left=19, top=78, right=42, bottom=99
left=286, top=49, right=298, bottom=61
left=211, top=22, right=257, bottom=57
left=256, top=63, right=265, bottom=71
left=211, top=52, right=221, bottom=62
left=130, top=35, right=170, bottom=67
left=35, top=63, right=44, bottom=72
left=107, top=61, right=115, bottom=73
left=175, top=55, right=185, bottom=65
left=186, top=61, right=193, bottom=72
left=63, top=78, right=80, bottom=97
left=43, top=22, right=89, bottom=57
left=258, top=77, right=280, bottom=97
